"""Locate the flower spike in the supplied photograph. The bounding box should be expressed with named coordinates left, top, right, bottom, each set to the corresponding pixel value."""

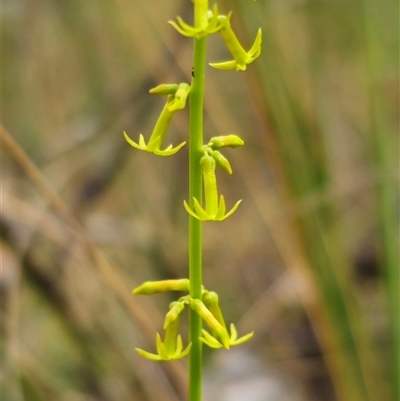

left=169, top=4, right=227, bottom=39
left=210, top=14, right=262, bottom=71
left=124, top=83, right=190, bottom=156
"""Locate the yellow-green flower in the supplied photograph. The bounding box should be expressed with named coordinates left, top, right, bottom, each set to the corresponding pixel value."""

left=169, top=4, right=226, bottom=39
left=124, top=83, right=190, bottom=156
left=136, top=333, right=191, bottom=361
left=184, top=154, right=241, bottom=221
left=210, top=14, right=262, bottom=71
left=190, top=298, right=230, bottom=349
left=136, top=304, right=191, bottom=361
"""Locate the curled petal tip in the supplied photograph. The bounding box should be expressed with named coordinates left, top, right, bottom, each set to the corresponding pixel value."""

left=229, top=323, right=254, bottom=346
left=219, top=199, right=242, bottom=221
left=231, top=331, right=254, bottom=346
left=248, top=29, right=262, bottom=60
left=179, top=342, right=192, bottom=359
left=124, top=132, right=160, bottom=153
left=124, top=132, right=146, bottom=151
left=153, top=141, right=186, bottom=156
left=135, top=348, right=162, bottom=361
left=209, top=60, right=238, bottom=71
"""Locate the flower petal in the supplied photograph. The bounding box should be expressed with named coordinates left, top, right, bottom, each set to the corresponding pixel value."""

left=156, top=333, right=170, bottom=360
left=220, top=199, right=242, bottom=221
left=184, top=200, right=201, bottom=220
left=135, top=348, right=162, bottom=361
left=209, top=60, right=238, bottom=71
left=124, top=132, right=147, bottom=151
left=200, top=329, right=223, bottom=349
left=231, top=331, right=254, bottom=346
left=248, top=28, right=262, bottom=59
left=193, top=198, right=212, bottom=221
left=215, top=195, right=226, bottom=220
left=154, top=141, right=186, bottom=156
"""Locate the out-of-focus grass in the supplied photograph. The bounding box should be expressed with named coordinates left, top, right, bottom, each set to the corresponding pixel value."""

left=2, top=1, right=398, bottom=401
left=234, top=0, right=398, bottom=400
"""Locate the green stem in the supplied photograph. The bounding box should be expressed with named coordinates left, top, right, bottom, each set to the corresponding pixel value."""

left=188, top=36, right=207, bottom=401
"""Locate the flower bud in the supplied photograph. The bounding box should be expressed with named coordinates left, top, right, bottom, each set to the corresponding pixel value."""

left=168, top=83, right=191, bottom=112
left=202, top=291, right=227, bottom=330
left=164, top=301, right=185, bottom=329
left=149, top=83, right=179, bottom=95
left=210, top=150, right=232, bottom=174
left=132, top=279, right=190, bottom=295
left=208, top=135, right=244, bottom=149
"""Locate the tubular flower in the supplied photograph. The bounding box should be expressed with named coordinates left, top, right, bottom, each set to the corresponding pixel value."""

left=202, top=291, right=227, bottom=330
left=210, top=14, right=262, bottom=71
left=124, top=83, right=190, bottom=156
left=184, top=154, right=241, bottom=221
left=169, top=4, right=226, bottom=39
left=132, top=279, right=190, bottom=295
left=190, top=298, right=230, bottom=349
left=136, top=311, right=191, bottom=361
left=199, top=291, right=253, bottom=349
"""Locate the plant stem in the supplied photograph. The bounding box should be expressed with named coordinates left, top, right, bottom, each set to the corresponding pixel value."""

left=188, top=36, right=207, bottom=401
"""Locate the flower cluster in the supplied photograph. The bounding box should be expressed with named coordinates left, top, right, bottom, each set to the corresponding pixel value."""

left=124, top=0, right=261, bottom=159
left=125, top=0, right=261, bottom=363
left=169, top=0, right=262, bottom=73
left=133, top=280, right=253, bottom=361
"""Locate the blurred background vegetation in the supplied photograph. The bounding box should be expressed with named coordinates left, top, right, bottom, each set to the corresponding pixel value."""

left=2, top=0, right=399, bottom=400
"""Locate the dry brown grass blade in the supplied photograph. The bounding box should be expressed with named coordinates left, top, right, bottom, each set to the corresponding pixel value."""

left=1, top=124, right=187, bottom=399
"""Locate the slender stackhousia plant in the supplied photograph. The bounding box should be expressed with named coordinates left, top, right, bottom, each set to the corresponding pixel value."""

left=124, top=1, right=261, bottom=399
